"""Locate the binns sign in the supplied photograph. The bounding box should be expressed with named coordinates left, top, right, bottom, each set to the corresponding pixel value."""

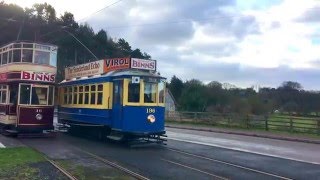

left=21, top=71, right=55, bottom=82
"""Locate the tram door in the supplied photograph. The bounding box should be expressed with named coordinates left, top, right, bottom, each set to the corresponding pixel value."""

left=112, top=80, right=123, bottom=129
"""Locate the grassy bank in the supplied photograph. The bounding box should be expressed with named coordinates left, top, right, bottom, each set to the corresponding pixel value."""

left=0, top=147, right=45, bottom=179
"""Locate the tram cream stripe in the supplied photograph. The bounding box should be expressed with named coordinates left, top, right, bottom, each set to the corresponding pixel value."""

left=167, top=148, right=292, bottom=180
left=167, top=137, right=320, bottom=165
left=161, top=158, right=228, bottom=180
left=0, top=143, right=5, bottom=148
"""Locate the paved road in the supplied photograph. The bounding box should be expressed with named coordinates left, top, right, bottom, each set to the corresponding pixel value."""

left=19, top=129, right=320, bottom=180
left=166, top=127, right=320, bottom=165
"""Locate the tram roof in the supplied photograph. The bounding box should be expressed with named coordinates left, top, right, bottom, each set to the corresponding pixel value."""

left=0, top=40, right=57, bottom=48
left=59, top=69, right=165, bottom=86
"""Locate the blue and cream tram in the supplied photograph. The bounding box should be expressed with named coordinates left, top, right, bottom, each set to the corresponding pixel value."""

left=58, top=58, right=166, bottom=141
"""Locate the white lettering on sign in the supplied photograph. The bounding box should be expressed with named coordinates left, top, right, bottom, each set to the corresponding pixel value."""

left=65, top=60, right=104, bottom=79
left=21, top=71, right=55, bottom=82
left=131, top=58, right=156, bottom=71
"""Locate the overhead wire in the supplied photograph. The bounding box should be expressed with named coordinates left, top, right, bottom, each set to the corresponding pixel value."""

left=77, top=0, right=124, bottom=22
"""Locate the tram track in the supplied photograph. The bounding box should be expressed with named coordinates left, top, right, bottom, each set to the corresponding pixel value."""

left=165, top=147, right=293, bottom=180
left=76, top=147, right=150, bottom=180
left=44, top=157, right=78, bottom=180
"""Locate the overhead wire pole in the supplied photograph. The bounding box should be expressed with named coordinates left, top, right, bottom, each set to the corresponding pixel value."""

left=62, top=29, right=98, bottom=60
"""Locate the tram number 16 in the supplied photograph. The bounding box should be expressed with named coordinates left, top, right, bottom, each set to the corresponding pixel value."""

left=146, top=108, right=156, bottom=114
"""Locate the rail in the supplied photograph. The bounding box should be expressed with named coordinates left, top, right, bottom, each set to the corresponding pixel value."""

left=166, top=111, right=320, bottom=135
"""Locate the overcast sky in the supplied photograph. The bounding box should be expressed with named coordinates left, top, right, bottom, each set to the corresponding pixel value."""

left=5, top=0, right=320, bottom=90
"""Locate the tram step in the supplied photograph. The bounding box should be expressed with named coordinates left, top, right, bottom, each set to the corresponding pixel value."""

left=5, top=130, right=18, bottom=134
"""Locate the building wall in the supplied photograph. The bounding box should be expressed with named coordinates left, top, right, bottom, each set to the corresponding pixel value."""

left=165, top=89, right=176, bottom=112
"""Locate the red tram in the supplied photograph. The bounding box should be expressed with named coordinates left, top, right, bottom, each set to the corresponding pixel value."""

left=0, top=41, right=57, bottom=134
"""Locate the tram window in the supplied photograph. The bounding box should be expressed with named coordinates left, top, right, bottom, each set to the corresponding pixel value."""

left=128, top=82, right=140, bottom=103
left=84, top=85, right=89, bottom=104
left=2, top=52, right=8, bottom=64
left=79, top=86, right=83, bottom=104
left=91, top=85, right=96, bottom=91
left=8, top=50, right=12, bottom=63
left=90, top=92, right=96, bottom=104
left=79, top=93, right=83, bottom=104
left=34, top=50, right=50, bottom=65
left=63, top=87, right=68, bottom=104
left=22, top=49, right=33, bottom=63
left=97, top=84, right=103, bottom=105
left=19, top=85, right=31, bottom=104
left=68, top=87, right=72, bottom=104
left=50, top=52, right=57, bottom=67
left=98, top=84, right=103, bottom=91
left=31, top=87, right=48, bottom=105
left=97, top=93, right=102, bottom=105
left=13, top=49, right=21, bottom=62
left=158, top=82, right=165, bottom=103
left=9, top=86, right=18, bottom=105
left=84, top=93, right=89, bottom=104
left=23, top=44, right=33, bottom=48
left=48, top=86, right=54, bottom=105
left=13, top=44, right=21, bottom=48
left=73, top=87, right=78, bottom=104
left=0, top=86, right=7, bottom=104
left=144, top=83, right=157, bottom=103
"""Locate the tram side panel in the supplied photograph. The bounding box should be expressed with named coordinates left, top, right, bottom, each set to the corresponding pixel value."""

left=58, top=82, right=113, bottom=126
left=121, top=106, right=165, bottom=135
left=17, top=106, right=54, bottom=131
left=0, top=104, right=16, bottom=125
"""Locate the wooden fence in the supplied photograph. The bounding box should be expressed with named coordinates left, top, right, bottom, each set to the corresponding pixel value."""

left=165, top=111, right=320, bottom=135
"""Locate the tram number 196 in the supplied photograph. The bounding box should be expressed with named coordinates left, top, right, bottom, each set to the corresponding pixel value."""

left=146, top=108, right=156, bottom=113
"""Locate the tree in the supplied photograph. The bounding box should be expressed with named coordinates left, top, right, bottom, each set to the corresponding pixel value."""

left=117, top=38, right=132, bottom=56
left=168, top=75, right=184, bottom=103
left=179, top=79, right=207, bottom=111
left=279, top=81, right=303, bottom=91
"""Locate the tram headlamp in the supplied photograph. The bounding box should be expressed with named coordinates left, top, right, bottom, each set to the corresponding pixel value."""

left=147, top=115, right=156, bottom=123
left=36, top=114, right=43, bottom=120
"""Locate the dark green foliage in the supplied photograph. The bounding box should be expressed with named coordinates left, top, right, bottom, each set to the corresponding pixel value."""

left=168, top=75, right=320, bottom=115
left=0, top=2, right=151, bottom=82
left=168, top=75, right=184, bottom=103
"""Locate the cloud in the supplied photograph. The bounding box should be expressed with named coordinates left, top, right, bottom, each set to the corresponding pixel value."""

left=296, top=6, right=320, bottom=23
left=7, top=0, right=320, bottom=89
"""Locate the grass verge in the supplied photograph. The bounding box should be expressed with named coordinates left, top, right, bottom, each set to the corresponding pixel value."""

left=0, top=147, right=45, bottom=179
left=56, top=159, right=133, bottom=180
